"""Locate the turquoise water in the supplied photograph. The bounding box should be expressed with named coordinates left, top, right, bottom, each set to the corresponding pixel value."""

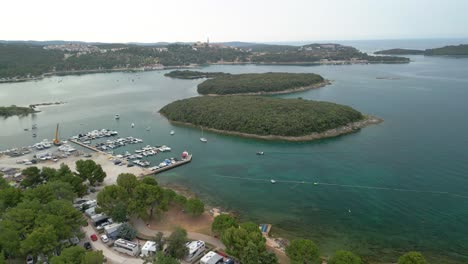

left=1, top=45, right=468, bottom=262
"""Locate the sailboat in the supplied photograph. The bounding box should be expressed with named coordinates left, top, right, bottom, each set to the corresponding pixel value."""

left=200, top=127, right=207, bottom=142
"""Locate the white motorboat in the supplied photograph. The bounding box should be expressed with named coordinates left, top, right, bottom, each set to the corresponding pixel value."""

left=170, top=130, right=175, bottom=135
left=131, top=123, right=135, bottom=128
left=270, top=179, right=276, bottom=184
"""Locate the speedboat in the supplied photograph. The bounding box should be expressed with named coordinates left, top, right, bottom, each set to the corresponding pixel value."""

left=256, top=151, right=264, bottom=155
left=170, top=130, right=175, bottom=135
left=200, top=137, right=208, bottom=143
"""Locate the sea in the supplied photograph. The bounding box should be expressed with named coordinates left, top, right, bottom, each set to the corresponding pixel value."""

left=1, top=38, right=467, bottom=263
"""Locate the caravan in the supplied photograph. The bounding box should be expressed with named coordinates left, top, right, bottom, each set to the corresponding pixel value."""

left=113, top=238, right=140, bottom=256
left=184, top=240, right=206, bottom=263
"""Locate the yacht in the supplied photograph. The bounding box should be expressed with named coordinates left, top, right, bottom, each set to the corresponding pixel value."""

left=200, top=127, right=207, bottom=142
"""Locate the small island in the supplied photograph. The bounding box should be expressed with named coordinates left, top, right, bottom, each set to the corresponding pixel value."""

left=164, top=70, right=227, bottom=79
left=375, top=44, right=468, bottom=56
left=159, top=96, right=382, bottom=141
left=0, top=105, right=38, bottom=117
left=186, top=72, right=329, bottom=95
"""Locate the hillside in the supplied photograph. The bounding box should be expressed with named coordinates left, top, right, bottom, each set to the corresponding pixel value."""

left=159, top=96, right=373, bottom=140
left=196, top=72, right=327, bottom=95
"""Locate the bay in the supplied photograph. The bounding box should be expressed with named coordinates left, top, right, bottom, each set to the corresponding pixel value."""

left=1, top=40, right=467, bottom=263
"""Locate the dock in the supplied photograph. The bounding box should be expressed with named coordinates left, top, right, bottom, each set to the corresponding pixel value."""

left=70, top=139, right=192, bottom=176
left=69, top=139, right=103, bottom=153
left=143, top=154, right=192, bottom=176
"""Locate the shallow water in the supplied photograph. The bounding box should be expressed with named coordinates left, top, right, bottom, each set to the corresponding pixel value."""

left=1, top=42, right=468, bottom=262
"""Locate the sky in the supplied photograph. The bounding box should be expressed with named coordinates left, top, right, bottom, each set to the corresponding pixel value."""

left=1, top=0, right=467, bottom=43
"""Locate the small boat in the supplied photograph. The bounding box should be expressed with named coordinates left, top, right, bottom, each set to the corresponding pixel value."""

left=146, top=126, right=151, bottom=131
left=32, top=124, right=37, bottom=130
left=170, top=130, right=175, bottom=135
left=131, top=123, right=135, bottom=128
left=115, top=114, right=120, bottom=120
left=270, top=179, right=276, bottom=184
left=256, top=151, right=264, bottom=155
left=200, top=127, right=207, bottom=142
left=32, top=133, right=37, bottom=137
left=24, top=128, right=29, bottom=131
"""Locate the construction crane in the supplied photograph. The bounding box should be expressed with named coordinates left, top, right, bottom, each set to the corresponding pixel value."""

left=53, top=123, right=62, bottom=146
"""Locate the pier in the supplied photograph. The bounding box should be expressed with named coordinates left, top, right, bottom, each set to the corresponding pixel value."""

left=142, top=154, right=192, bottom=176
left=69, top=139, right=192, bottom=176
left=69, top=139, right=103, bottom=153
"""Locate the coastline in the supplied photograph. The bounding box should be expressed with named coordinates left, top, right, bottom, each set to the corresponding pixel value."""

left=160, top=114, right=383, bottom=142
left=0, top=65, right=197, bottom=84
left=0, top=57, right=409, bottom=84
left=201, top=79, right=331, bottom=96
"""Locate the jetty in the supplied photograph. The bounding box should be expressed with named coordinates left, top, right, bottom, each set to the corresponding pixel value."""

left=143, top=154, right=192, bottom=176
left=69, top=139, right=192, bottom=176
left=69, top=139, right=103, bottom=153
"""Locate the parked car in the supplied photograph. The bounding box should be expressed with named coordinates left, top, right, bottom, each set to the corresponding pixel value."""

left=90, top=234, right=98, bottom=241
left=84, top=242, right=92, bottom=250
left=96, top=222, right=110, bottom=231
left=26, top=255, right=34, bottom=264
left=100, top=234, right=109, bottom=243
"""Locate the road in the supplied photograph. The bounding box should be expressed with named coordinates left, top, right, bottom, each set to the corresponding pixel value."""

left=132, top=218, right=226, bottom=250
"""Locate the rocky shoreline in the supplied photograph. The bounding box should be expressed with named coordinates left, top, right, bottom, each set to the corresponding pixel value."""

left=161, top=114, right=383, bottom=142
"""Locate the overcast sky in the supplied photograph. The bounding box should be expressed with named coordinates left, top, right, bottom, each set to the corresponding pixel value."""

left=2, top=0, right=467, bottom=43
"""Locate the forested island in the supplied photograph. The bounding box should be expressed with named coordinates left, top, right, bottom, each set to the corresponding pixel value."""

left=375, top=44, right=468, bottom=56
left=164, top=70, right=227, bottom=79
left=160, top=96, right=382, bottom=141
left=1, top=41, right=409, bottom=81
left=195, top=72, right=328, bottom=95
left=0, top=105, right=37, bottom=117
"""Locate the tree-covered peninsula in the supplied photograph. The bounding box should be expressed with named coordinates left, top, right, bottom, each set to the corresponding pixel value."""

left=160, top=96, right=381, bottom=141
left=196, top=72, right=327, bottom=95
left=0, top=105, right=37, bottom=117
left=375, top=44, right=468, bottom=56
left=375, top=49, right=425, bottom=55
